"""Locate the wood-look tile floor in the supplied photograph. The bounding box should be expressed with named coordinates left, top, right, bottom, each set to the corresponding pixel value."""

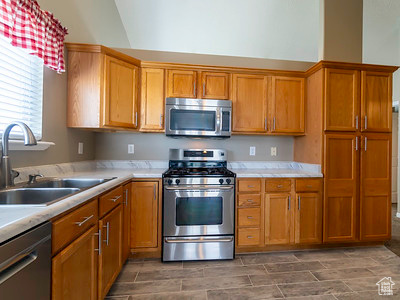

left=107, top=246, right=400, bottom=299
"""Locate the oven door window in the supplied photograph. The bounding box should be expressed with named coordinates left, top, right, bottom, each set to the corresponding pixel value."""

left=176, top=197, right=223, bottom=226
left=170, top=109, right=216, bottom=131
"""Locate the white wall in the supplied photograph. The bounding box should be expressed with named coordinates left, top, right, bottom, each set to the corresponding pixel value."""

left=114, top=0, right=319, bottom=62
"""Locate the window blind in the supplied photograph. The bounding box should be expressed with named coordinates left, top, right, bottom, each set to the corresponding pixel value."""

left=0, top=36, right=44, bottom=140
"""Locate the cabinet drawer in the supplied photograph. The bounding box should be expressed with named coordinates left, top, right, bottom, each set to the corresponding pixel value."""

left=295, top=179, right=321, bottom=192
left=265, top=179, right=291, bottom=192
left=52, top=199, right=98, bottom=254
left=238, top=179, right=261, bottom=192
left=238, top=194, right=261, bottom=207
left=99, top=186, right=123, bottom=217
left=238, top=228, right=260, bottom=246
left=238, top=208, right=261, bottom=226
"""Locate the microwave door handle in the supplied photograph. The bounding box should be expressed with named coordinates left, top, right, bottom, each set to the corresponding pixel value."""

left=220, top=110, right=223, bottom=132
left=216, top=108, right=221, bottom=134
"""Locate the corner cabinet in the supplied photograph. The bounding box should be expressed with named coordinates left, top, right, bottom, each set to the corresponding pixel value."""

left=66, top=44, right=140, bottom=130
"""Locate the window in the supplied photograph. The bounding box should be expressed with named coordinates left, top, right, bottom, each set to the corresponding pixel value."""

left=0, top=36, right=43, bottom=140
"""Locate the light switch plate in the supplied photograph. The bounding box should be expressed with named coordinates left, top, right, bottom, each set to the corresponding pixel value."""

left=271, top=147, right=277, bottom=156
left=249, top=146, right=256, bottom=156
left=128, top=144, right=135, bottom=154
left=78, top=142, right=83, bottom=155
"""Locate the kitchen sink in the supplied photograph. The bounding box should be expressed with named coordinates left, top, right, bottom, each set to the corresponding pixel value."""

left=0, top=188, right=80, bottom=206
left=25, top=178, right=114, bottom=189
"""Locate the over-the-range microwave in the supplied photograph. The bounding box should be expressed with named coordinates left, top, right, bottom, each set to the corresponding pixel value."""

left=165, top=98, right=232, bottom=138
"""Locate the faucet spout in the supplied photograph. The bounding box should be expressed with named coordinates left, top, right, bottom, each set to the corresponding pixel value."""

left=1, top=122, right=37, bottom=188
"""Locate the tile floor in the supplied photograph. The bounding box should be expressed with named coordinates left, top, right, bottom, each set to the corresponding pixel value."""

left=107, top=246, right=400, bottom=299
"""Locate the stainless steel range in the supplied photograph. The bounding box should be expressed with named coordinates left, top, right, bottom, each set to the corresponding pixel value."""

left=162, top=149, right=235, bottom=261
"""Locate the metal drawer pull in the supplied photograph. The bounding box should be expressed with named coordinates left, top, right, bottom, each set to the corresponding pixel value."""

left=298, top=196, right=301, bottom=210
left=247, top=216, right=254, bottom=219
left=94, top=229, right=102, bottom=254
left=110, top=195, right=121, bottom=202
left=165, top=237, right=233, bottom=243
left=277, top=184, right=283, bottom=188
left=124, top=189, right=128, bottom=206
left=247, top=236, right=253, bottom=239
left=288, top=196, right=291, bottom=210
left=247, top=199, right=253, bottom=202
left=74, top=215, right=94, bottom=227
left=0, top=251, right=38, bottom=285
left=103, top=222, right=110, bottom=246
left=248, top=185, right=255, bottom=188
left=306, top=185, right=313, bottom=188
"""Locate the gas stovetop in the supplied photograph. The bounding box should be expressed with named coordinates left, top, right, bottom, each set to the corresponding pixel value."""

left=163, top=166, right=235, bottom=178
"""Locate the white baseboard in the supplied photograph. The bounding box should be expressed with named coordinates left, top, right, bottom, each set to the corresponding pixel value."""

left=396, top=212, right=400, bottom=219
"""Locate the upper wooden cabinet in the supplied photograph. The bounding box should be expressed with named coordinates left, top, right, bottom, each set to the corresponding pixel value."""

left=324, top=68, right=360, bottom=132
left=270, top=76, right=305, bottom=133
left=66, top=44, right=140, bottom=130
left=167, top=69, right=197, bottom=98
left=361, top=71, right=392, bottom=133
left=140, top=68, right=165, bottom=132
left=200, top=71, right=230, bottom=99
left=232, top=74, right=268, bottom=133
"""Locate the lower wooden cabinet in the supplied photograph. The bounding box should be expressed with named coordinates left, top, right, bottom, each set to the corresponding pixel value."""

left=122, top=183, right=132, bottom=261
left=98, top=204, right=123, bottom=299
left=265, top=193, right=292, bottom=245
left=295, top=192, right=322, bottom=244
left=52, top=225, right=98, bottom=300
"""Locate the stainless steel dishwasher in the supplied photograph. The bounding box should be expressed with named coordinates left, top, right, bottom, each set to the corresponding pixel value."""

left=0, top=222, right=51, bottom=299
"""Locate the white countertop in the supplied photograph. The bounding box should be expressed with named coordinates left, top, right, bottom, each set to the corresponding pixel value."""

left=0, top=160, right=322, bottom=244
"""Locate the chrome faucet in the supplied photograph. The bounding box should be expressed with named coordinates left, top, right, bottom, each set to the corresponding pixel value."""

left=0, top=122, right=37, bottom=188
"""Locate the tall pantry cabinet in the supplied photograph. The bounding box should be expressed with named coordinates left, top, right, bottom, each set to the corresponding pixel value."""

left=294, top=62, right=396, bottom=244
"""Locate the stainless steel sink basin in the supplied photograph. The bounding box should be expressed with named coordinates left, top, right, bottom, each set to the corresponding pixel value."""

left=0, top=188, right=80, bottom=206
left=26, top=178, right=113, bottom=189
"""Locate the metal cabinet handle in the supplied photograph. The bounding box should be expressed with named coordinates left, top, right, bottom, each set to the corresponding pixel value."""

left=135, top=112, right=138, bottom=127
left=159, top=114, right=163, bottom=127
left=110, top=195, right=121, bottom=202
left=153, top=185, right=156, bottom=200
left=203, top=83, right=205, bottom=97
left=247, top=236, right=253, bottom=239
left=74, top=215, right=94, bottom=227
left=248, top=185, right=254, bottom=188
left=364, top=136, right=367, bottom=152
left=247, top=216, right=254, bottom=219
left=355, top=115, right=359, bottom=130
left=364, top=116, right=367, bottom=130
left=273, top=117, right=276, bottom=131
left=103, top=223, right=109, bottom=246
left=277, top=184, right=283, bottom=188
left=193, top=80, right=196, bottom=97
left=124, top=189, right=128, bottom=206
left=306, top=185, right=313, bottom=188
left=298, top=196, right=301, bottom=210
left=247, top=199, right=253, bottom=202
left=355, top=136, right=358, bottom=151
left=94, top=229, right=102, bottom=255
left=288, top=196, right=291, bottom=210
left=264, top=117, right=268, bottom=131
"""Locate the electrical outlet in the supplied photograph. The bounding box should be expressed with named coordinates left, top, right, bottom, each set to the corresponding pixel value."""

left=128, top=144, right=135, bottom=154
left=270, top=147, right=277, bottom=156
left=249, top=146, right=256, bottom=156
left=78, top=142, right=83, bottom=155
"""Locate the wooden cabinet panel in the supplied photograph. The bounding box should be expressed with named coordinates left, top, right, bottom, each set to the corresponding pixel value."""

left=52, top=226, right=98, bottom=300
left=238, top=194, right=261, bottom=207
left=295, top=179, right=322, bottom=193
left=140, top=68, right=165, bottom=131
left=238, top=228, right=260, bottom=246
left=122, top=183, right=132, bottom=261
left=167, top=70, right=197, bottom=98
left=295, top=193, right=322, bottom=244
left=265, top=179, right=291, bottom=192
left=104, top=55, right=138, bottom=128
left=52, top=199, right=98, bottom=255
left=265, top=193, right=293, bottom=245
left=201, top=71, right=230, bottom=99
left=131, top=182, right=159, bottom=248
left=232, top=74, right=268, bottom=132
left=270, top=76, right=304, bottom=133
left=238, top=179, right=261, bottom=193
left=360, top=134, right=391, bottom=241
left=99, top=186, right=123, bottom=218
left=98, top=205, right=123, bottom=299
left=361, top=71, right=392, bottom=132
left=324, top=134, right=358, bottom=243
left=324, top=69, right=360, bottom=132
left=238, top=208, right=261, bottom=227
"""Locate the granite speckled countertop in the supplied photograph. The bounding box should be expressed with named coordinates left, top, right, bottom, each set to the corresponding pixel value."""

left=0, top=160, right=322, bottom=244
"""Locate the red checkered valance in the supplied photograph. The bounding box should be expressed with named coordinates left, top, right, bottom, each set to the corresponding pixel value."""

left=0, top=0, right=68, bottom=73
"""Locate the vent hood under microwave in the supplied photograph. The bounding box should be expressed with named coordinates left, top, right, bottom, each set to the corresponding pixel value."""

left=165, top=98, right=232, bottom=138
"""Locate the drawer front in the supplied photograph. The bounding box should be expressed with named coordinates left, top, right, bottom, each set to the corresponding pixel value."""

left=296, top=178, right=321, bottom=192
left=52, top=199, right=98, bottom=254
left=99, top=186, right=123, bottom=217
left=238, top=194, right=261, bottom=207
left=238, top=179, right=261, bottom=192
left=238, top=228, right=260, bottom=246
left=265, top=179, right=291, bottom=192
left=238, top=207, right=261, bottom=226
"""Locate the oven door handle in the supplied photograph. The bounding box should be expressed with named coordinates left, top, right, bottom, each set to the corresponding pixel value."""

left=165, top=237, right=234, bottom=243
left=164, top=185, right=234, bottom=191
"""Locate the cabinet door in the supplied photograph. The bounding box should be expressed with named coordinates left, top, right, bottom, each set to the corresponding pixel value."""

left=232, top=74, right=268, bottom=133
left=201, top=71, right=230, bottom=99
left=361, top=71, right=392, bottom=132
left=140, top=68, right=165, bottom=131
left=104, top=56, right=138, bottom=128
left=360, top=133, right=391, bottom=241
left=295, top=193, right=322, bottom=244
left=270, top=76, right=305, bottom=133
left=324, top=68, right=360, bottom=132
left=98, top=205, right=123, bottom=299
left=265, top=193, right=293, bottom=245
left=131, top=182, right=159, bottom=248
left=167, top=70, right=197, bottom=98
left=52, top=226, right=98, bottom=300
left=122, top=183, right=132, bottom=262
left=324, top=134, right=359, bottom=243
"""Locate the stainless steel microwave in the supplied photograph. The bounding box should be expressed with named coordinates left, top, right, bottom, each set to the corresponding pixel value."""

left=165, top=98, right=232, bottom=138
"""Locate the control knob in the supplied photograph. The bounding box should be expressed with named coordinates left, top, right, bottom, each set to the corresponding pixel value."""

left=167, top=179, right=173, bottom=185
left=175, top=179, right=180, bottom=185
left=226, top=179, right=231, bottom=184
left=219, top=179, right=224, bottom=184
